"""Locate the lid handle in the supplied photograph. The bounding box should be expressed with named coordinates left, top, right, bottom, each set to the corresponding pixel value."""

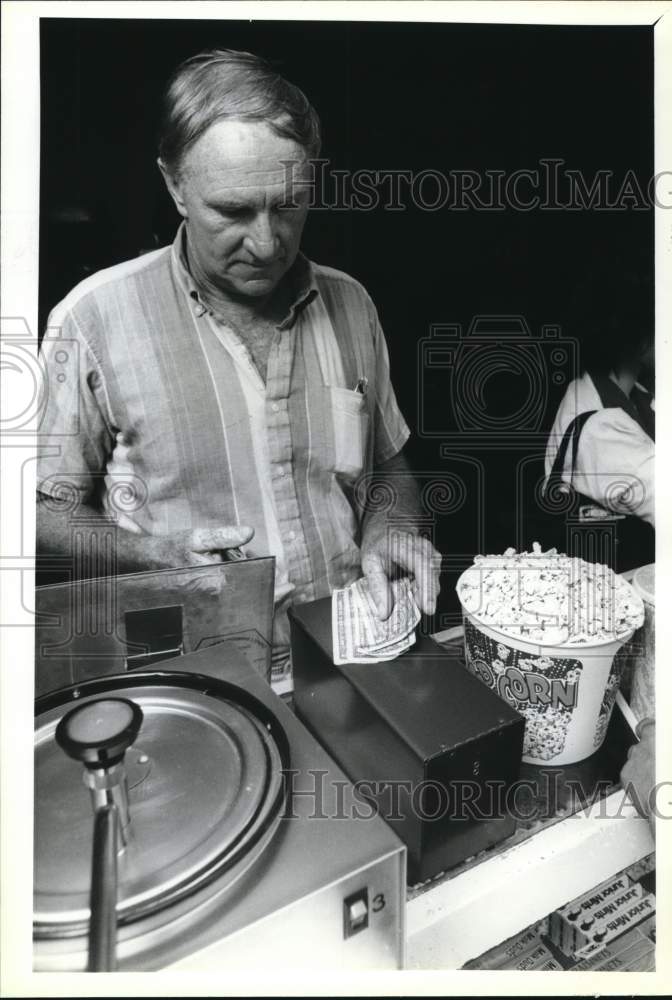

left=56, top=697, right=143, bottom=769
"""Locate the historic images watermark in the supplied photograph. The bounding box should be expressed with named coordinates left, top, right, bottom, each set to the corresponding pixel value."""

left=281, top=158, right=671, bottom=212
left=282, top=768, right=670, bottom=823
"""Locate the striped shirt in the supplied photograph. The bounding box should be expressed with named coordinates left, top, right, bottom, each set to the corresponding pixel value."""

left=37, top=224, right=410, bottom=681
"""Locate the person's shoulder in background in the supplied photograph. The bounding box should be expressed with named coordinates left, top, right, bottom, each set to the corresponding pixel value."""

left=551, top=371, right=602, bottom=427
left=545, top=372, right=602, bottom=473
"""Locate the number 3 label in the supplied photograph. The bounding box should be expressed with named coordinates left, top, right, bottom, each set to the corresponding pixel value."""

left=372, top=892, right=386, bottom=913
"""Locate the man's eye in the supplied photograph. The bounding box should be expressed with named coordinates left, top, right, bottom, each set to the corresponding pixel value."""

left=215, top=206, right=245, bottom=218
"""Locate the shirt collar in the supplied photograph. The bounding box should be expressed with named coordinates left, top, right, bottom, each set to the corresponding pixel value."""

left=170, top=222, right=319, bottom=328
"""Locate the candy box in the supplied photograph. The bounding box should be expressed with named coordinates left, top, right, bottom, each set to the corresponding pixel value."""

left=574, top=935, right=655, bottom=971
left=511, top=940, right=563, bottom=971
left=549, top=874, right=642, bottom=955
left=574, top=892, right=656, bottom=959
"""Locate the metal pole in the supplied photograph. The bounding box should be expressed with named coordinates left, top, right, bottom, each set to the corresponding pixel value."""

left=88, top=804, right=119, bottom=972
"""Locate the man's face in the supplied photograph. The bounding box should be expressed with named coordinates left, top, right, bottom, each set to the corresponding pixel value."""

left=162, top=120, right=311, bottom=300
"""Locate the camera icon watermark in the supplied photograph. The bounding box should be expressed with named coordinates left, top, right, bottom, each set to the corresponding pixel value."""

left=1, top=317, right=80, bottom=436
left=418, top=315, right=578, bottom=447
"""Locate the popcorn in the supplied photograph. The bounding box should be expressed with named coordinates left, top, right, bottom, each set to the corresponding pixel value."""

left=521, top=703, right=576, bottom=760
left=457, top=545, right=644, bottom=646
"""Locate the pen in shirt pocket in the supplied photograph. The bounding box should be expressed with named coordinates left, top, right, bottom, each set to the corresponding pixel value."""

left=354, top=376, right=368, bottom=396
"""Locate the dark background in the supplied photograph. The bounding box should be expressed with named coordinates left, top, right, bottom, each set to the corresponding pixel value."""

left=40, top=18, right=654, bottom=623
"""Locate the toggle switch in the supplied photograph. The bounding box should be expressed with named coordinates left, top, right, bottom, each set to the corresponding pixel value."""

left=343, top=888, right=369, bottom=938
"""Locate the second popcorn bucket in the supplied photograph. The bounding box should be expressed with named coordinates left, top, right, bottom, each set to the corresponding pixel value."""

left=456, top=548, right=645, bottom=766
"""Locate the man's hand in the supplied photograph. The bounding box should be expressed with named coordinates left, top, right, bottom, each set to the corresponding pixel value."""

left=620, top=718, right=656, bottom=827
left=358, top=447, right=441, bottom=620
left=147, top=525, right=255, bottom=567
left=361, top=526, right=441, bottom=620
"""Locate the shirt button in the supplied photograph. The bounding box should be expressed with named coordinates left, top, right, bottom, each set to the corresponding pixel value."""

left=271, top=402, right=280, bottom=413
left=287, top=530, right=296, bottom=541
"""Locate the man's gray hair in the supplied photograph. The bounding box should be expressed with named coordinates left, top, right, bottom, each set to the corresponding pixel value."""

left=158, top=48, right=322, bottom=174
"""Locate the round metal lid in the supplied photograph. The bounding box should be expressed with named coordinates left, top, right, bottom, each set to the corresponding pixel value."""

left=34, top=672, right=289, bottom=936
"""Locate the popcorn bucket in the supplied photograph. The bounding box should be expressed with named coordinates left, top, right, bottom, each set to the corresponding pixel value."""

left=458, top=601, right=637, bottom=767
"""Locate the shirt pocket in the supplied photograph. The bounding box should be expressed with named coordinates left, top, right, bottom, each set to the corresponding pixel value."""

left=329, top=386, right=369, bottom=480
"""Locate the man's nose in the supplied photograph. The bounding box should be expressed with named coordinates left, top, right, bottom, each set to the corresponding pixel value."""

left=243, top=214, right=279, bottom=262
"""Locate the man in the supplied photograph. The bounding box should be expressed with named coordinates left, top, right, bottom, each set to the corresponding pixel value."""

left=37, top=49, right=440, bottom=685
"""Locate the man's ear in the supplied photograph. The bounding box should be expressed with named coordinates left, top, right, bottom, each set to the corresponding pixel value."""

left=158, top=158, right=188, bottom=219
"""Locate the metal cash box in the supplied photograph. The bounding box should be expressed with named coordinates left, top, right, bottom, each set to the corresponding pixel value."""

left=290, top=597, right=525, bottom=884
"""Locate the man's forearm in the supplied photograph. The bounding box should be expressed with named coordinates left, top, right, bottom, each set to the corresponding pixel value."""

left=36, top=495, right=255, bottom=579
left=361, top=450, right=423, bottom=544
left=37, top=494, right=167, bottom=577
